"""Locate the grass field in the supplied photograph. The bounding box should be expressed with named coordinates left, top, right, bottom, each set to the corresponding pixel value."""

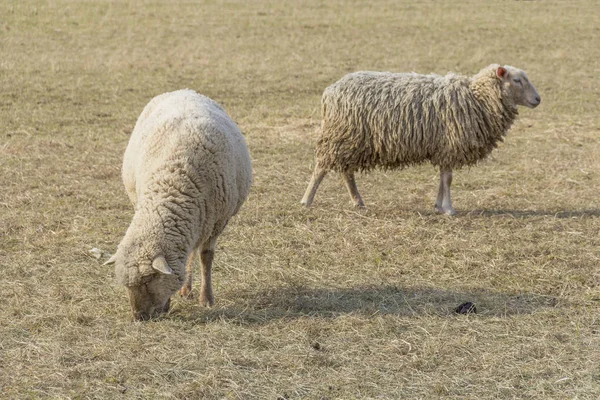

left=2, top=0, right=600, bottom=398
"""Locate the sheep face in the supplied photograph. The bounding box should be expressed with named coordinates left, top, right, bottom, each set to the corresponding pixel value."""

left=122, top=256, right=182, bottom=321
left=498, top=66, right=541, bottom=109
left=106, top=252, right=182, bottom=321
left=126, top=273, right=178, bottom=321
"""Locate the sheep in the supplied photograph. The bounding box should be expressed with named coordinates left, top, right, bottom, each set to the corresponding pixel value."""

left=300, top=64, right=540, bottom=215
left=104, top=89, right=252, bottom=321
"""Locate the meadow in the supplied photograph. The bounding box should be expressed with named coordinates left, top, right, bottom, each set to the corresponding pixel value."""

left=1, top=0, right=599, bottom=398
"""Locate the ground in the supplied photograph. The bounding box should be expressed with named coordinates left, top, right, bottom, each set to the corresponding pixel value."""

left=1, top=1, right=599, bottom=399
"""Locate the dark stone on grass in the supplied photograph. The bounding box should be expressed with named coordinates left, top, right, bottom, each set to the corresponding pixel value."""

left=455, top=302, right=477, bottom=314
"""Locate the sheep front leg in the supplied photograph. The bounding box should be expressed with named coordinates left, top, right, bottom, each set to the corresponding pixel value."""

left=342, top=171, right=365, bottom=208
left=434, top=168, right=456, bottom=216
left=199, top=243, right=216, bottom=307
left=179, top=250, right=196, bottom=298
left=301, top=165, right=328, bottom=207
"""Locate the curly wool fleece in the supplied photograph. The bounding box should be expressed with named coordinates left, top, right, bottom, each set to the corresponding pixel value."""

left=107, top=89, right=252, bottom=319
left=316, top=64, right=518, bottom=173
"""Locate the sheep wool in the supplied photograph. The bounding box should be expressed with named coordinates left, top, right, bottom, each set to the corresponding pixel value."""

left=301, top=64, right=540, bottom=214
left=106, top=89, right=252, bottom=320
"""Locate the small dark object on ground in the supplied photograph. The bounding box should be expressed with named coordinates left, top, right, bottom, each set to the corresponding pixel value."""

left=455, top=302, right=477, bottom=314
left=311, top=341, right=321, bottom=350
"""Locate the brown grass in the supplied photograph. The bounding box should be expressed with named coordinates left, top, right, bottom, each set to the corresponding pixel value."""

left=1, top=0, right=600, bottom=398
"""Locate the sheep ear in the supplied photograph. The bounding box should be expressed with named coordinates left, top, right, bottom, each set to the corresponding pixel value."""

left=497, top=66, right=508, bottom=79
left=103, top=253, right=118, bottom=266
left=152, top=256, right=173, bottom=275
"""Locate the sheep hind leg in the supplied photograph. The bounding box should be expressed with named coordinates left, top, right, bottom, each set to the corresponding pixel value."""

left=342, top=171, right=365, bottom=208
left=199, top=238, right=217, bottom=307
left=301, top=165, right=328, bottom=207
left=179, top=250, right=196, bottom=298
left=434, top=168, right=456, bottom=216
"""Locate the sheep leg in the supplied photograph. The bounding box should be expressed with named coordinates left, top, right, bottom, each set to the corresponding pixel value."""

left=434, top=168, right=456, bottom=216
left=342, top=171, right=365, bottom=207
left=435, top=171, right=445, bottom=212
left=301, top=166, right=328, bottom=207
left=442, top=169, right=456, bottom=216
left=179, top=250, right=196, bottom=298
left=199, top=240, right=216, bottom=307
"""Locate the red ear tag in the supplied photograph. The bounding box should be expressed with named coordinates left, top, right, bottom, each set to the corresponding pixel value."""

left=497, top=67, right=507, bottom=78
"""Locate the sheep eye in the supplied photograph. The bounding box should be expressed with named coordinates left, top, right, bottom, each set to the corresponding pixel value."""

left=513, top=78, right=522, bottom=84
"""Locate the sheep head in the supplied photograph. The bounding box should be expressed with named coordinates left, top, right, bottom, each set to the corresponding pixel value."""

left=105, top=251, right=182, bottom=321
left=497, top=65, right=541, bottom=109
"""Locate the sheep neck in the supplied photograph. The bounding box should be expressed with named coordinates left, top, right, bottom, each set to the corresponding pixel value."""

left=132, top=194, right=199, bottom=266
left=470, top=74, right=519, bottom=139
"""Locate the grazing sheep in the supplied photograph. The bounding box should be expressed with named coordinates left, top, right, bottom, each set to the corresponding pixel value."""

left=105, top=89, right=252, bottom=321
left=301, top=64, right=540, bottom=214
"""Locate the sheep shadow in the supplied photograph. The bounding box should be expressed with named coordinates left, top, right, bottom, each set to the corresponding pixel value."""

left=171, top=284, right=563, bottom=325
left=340, top=206, right=600, bottom=220
left=464, top=209, right=600, bottom=218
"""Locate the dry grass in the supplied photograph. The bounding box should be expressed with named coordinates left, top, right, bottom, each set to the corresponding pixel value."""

left=1, top=0, right=600, bottom=398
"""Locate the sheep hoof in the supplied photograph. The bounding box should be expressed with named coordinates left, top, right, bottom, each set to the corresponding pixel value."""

left=179, top=286, right=194, bottom=299
left=435, top=205, right=456, bottom=216
left=199, top=296, right=214, bottom=308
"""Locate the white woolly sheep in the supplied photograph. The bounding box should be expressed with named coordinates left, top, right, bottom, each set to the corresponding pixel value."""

left=105, top=89, right=252, bottom=321
left=301, top=64, right=540, bottom=215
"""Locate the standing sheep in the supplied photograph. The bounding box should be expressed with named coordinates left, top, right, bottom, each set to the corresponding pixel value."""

left=105, top=89, right=252, bottom=321
left=301, top=64, right=540, bottom=215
